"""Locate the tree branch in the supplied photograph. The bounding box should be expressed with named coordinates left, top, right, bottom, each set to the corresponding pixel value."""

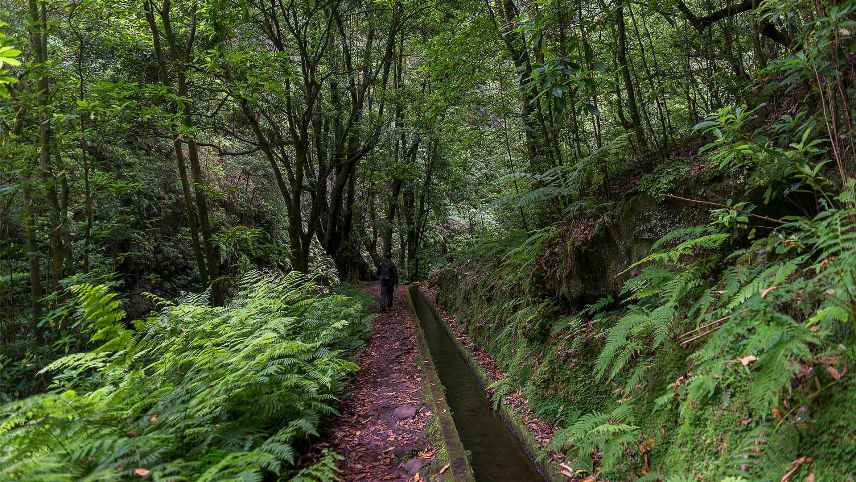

left=675, top=0, right=793, bottom=47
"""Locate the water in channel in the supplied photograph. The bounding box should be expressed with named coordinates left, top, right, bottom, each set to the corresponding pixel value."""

left=409, top=288, right=544, bottom=482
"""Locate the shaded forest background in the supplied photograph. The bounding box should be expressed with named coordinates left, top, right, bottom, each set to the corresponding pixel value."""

left=1, top=0, right=855, bottom=479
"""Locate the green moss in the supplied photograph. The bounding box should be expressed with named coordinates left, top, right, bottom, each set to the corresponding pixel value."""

left=666, top=394, right=754, bottom=477
left=803, top=377, right=856, bottom=480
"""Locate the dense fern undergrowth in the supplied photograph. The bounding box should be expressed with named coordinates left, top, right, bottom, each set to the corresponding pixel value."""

left=0, top=271, right=372, bottom=481
left=435, top=108, right=856, bottom=480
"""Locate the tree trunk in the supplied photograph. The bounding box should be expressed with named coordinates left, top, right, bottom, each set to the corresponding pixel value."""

left=401, top=181, right=415, bottom=280
left=489, top=0, right=551, bottom=173
left=21, top=177, right=42, bottom=324
left=616, top=2, right=648, bottom=153
left=628, top=4, right=669, bottom=156
left=144, top=0, right=210, bottom=290
left=29, top=0, right=64, bottom=292
left=383, top=179, right=402, bottom=258
left=186, top=136, right=223, bottom=304
left=76, top=33, right=94, bottom=273
left=163, top=1, right=223, bottom=304
left=383, top=35, right=406, bottom=260
left=172, top=138, right=209, bottom=286
left=12, top=93, right=42, bottom=323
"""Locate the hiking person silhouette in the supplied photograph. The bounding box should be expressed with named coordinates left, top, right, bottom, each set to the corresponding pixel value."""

left=376, top=257, right=399, bottom=312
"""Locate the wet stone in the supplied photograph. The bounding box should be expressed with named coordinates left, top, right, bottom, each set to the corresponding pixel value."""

left=392, top=405, right=418, bottom=420
left=403, top=457, right=425, bottom=475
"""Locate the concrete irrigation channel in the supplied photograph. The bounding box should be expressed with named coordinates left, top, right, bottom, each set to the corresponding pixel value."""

left=407, top=286, right=551, bottom=482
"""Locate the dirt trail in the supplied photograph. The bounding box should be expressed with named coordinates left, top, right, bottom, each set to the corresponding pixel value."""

left=327, top=283, right=436, bottom=481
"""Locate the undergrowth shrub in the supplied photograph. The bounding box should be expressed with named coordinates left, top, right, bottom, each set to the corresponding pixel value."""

left=0, top=270, right=371, bottom=481
left=0, top=272, right=121, bottom=402
left=543, top=103, right=856, bottom=477
left=436, top=93, right=856, bottom=480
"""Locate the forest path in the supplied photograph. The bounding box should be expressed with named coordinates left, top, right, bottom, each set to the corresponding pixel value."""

left=326, top=283, right=436, bottom=481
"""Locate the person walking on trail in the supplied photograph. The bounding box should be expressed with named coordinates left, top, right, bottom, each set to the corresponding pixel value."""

left=377, top=257, right=399, bottom=312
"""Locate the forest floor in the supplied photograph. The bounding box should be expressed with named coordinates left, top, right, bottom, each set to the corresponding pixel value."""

left=321, top=283, right=437, bottom=481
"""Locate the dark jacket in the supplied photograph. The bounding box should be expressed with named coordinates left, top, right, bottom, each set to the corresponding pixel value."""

left=377, top=260, right=399, bottom=288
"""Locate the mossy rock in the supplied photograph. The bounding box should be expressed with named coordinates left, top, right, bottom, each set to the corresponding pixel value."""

left=539, top=193, right=706, bottom=306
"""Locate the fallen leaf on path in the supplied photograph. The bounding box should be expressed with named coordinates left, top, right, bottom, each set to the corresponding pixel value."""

left=417, top=448, right=436, bottom=458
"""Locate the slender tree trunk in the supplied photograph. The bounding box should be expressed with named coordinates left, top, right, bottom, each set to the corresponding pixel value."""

left=383, top=179, right=403, bottom=258
left=682, top=42, right=699, bottom=123
left=14, top=96, right=43, bottom=323
left=383, top=36, right=406, bottom=260
left=361, top=199, right=381, bottom=268
left=578, top=10, right=603, bottom=150
left=640, top=11, right=675, bottom=147
left=489, top=0, right=551, bottom=173
left=412, top=140, right=437, bottom=280
left=503, top=115, right=529, bottom=230
left=145, top=0, right=218, bottom=297
left=186, top=135, right=222, bottom=304
left=21, top=178, right=42, bottom=324
left=172, top=139, right=209, bottom=285
left=628, top=4, right=669, bottom=156
left=397, top=215, right=407, bottom=278
left=616, top=2, right=647, bottom=153
left=60, top=172, right=73, bottom=275
left=178, top=62, right=222, bottom=302
left=29, top=0, right=64, bottom=292
left=76, top=32, right=94, bottom=273
left=167, top=2, right=222, bottom=304
left=402, top=180, right=416, bottom=279
left=631, top=62, right=661, bottom=156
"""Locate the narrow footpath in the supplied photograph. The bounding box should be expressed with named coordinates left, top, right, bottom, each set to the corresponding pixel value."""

left=328, top=283, right=436, bottom=481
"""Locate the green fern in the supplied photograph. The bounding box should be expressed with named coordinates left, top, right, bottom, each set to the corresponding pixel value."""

left=290, top=450, right=342, bottom=482
left=548, top=404, right=640, bottom=474
left=0, top=271, right=368, bottom=481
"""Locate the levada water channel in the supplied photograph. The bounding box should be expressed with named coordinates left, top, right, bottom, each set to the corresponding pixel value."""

left=409, top=287, right=545, bottom=482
